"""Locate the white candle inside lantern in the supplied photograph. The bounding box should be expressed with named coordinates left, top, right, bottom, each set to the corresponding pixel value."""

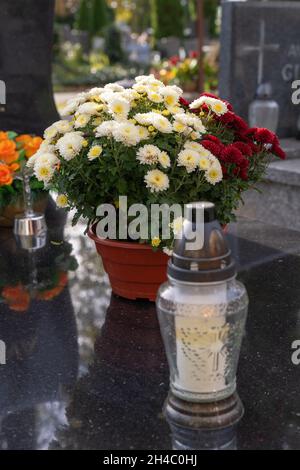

left=173, top=283, right=228, bottom=398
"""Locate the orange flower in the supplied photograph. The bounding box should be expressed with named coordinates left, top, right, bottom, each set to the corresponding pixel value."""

left=0, top=163, right=13, bottom=186
left=2, top=284, right=30, bottom=312
left=36, top=272, right=68, bottom=301
left=0, top=131, right=8, bottom=141
left=16, top=134, right=43, bottom=158
left=0, top=139, right=19, bottom=164
left=9, top=162, right=20, bottom=172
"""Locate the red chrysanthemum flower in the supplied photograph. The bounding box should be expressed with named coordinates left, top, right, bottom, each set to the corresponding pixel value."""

left=222, top=145, right=245, bottom=165
left=205, top=134, right=223, bottom=145
left=240, top=168, right=249, bottom=180
left=179, top=97, right=190, bottom=108
left=272, top=143, right=286, bottom=160
left=201, top=139, right=224, bottom=158
left=232, top=114, right=249, bottom=133
left=232, top=141, right=253, bottom=157
left=254, top=128, right=276, bottom=145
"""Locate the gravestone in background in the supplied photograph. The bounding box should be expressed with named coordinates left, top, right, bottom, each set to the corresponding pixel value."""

left=0, top=0, right=59, bottom=135
left=219, top=1, right=300, bottom=138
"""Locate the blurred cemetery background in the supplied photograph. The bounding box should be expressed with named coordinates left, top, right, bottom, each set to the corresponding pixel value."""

left=53, top=0, right=219, bottom=108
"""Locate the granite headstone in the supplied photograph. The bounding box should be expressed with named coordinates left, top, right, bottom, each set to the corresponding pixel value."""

left=219, top=1, right=300, bottom=137
left=0, top=0, right=59, bottom=135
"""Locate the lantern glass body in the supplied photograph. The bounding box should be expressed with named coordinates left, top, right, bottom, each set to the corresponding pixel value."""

left=156, top=278, right=248, bottom=403
left=249, top=99, right=279, bottom=133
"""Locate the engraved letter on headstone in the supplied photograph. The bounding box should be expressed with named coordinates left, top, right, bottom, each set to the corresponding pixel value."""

left=0, top=80, right=6, bottom=104
left=0, top=340, right=6, bottom=365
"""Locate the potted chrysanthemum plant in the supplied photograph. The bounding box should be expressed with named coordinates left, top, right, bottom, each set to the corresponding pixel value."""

left=28, top=75, right=285, bottom=300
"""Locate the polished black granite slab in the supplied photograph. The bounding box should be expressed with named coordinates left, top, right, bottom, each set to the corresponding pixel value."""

left=0, top=207, right=300, bottom=450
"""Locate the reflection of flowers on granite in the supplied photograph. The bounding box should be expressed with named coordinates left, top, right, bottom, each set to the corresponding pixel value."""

left=0, top=240, right=78, bottom=312
left=2, top=284, right=30, bottom=311
left=48, top=294, right=170, bottom=450
left=64, top=217, right=111, bottom=375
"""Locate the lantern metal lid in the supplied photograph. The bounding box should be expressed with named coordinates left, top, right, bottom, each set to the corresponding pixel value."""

left=167, top=202, right=236, bottom=283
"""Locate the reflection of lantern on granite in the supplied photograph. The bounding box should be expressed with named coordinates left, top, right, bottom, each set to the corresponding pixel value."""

left=156, top=202, right=248, bottom=432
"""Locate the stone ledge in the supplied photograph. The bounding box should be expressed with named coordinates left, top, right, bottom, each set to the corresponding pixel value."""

left=266, top=158, right=300, bottom=187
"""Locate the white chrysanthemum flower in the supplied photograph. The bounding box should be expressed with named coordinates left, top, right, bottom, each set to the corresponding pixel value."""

left=173, top=113, right=205, bottom=134
left=120, top=89, right=139, bottom=102
left=191, top=116, right=206, bottom=133
left=136, top=126, right=150, bottom=141
left=205, top=164, right=223, bottom=185
left=166, top=105, right=182, bottom=115
left=166, top=85, right=183, bottom=96
left=173, top=113, right=190, bottom=125
left=208, top=155, right=222, bottom=168
left=151, top=115, right=173, bottom=133
left=61, top=100, right=78, bottom=117
left=34, top=152, right=59, bottom=166
left=173, top=120, right=187, bottom=133
left=108, top=97, right=130, bottom=121
left=184, top=141, right=211, bottom=157
left=38, top=140, right=56, bottom=153
left=147, top=78, right=164, bottom=92
left=144, top=169, right=169, bottom=193
left=88, top=145, right=103, bottom=161
left=161, top=86, right=180, bottom=107
left=135, top=74, right=156, bottom=83
left=113, top=121, right=140, bottom=146
left=147, top=91, right=163, bottom=103
left=53, top=120, right=73, bottom=134
left=184, top=140, right=202, bottom=151
left=56, top=194, right=68, bottom=208
left=132, top=83, right=147, bottom=94
left=190, top=96, right=228, bottom=116
left=198, top=156, right=211, bottom=170
left=208, top=98, right=228, bottom=116
left=77, top=102, right=101, bottom=116
left=60, top=92, right=88, bottom=116
left=28, top=141, right=56, bottom=168
left=189, top=96, right=207, bottom=109
left=34, top=162, right=55, bottom=183
left=74, top=114, right=91, bottom=129
left=137, top=144, right=161, bottom=165
left=104, top=83, right=125, bottom=92
left=158, top=151, right=171, bottom=168
left=95, top=121, right=116, bottom=138
left=44, top=124, right=59, bottom=141
left=26, top=154, right=37, bottom=169
left=163, top=247, right=173, bottom=256
left=134, top=112, right=156, bottom=126
left=170, top=216, right=185, bottom=236
left=177, top=149, right=200, bottom=173
left=190, top=130, right=201, bottom=140
left=87, top=87, right=104, bottom=98
left=99, top=90, right=115, bottom=103
left=56, top=132, right=86, bottom=161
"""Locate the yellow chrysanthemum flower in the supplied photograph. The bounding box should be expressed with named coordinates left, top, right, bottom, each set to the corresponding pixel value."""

left=56, top=194, right=68, bottom=208
left=151, top=237, right=161, bottom=247
left=88, top=145, right=103, bottom=161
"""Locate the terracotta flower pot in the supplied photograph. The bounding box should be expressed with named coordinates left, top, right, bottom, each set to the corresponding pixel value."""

left=88, top=224, right=169, bottom=302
